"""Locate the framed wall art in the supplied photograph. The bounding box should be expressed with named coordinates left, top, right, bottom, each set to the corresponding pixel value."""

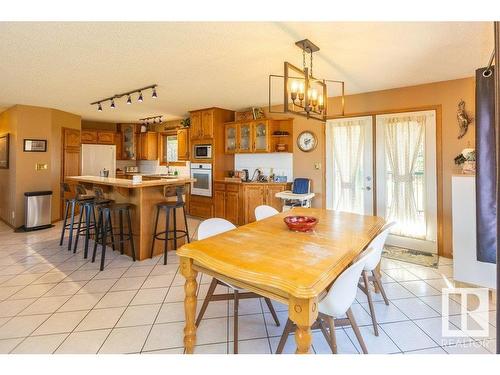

left=0, top=134, right=9, bottom=169
left=23, top=139, right=47, bottom=152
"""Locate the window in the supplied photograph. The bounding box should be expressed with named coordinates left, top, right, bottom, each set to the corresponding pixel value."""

left=163, top=135, right=178, bottom=163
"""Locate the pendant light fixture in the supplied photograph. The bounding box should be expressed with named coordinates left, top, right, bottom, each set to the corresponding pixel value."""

left=268, top=40, right=344, bottom=121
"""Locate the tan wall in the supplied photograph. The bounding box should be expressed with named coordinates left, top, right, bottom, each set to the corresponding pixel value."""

left=268, top=77, right=475, bottom=258
left=0, top=108, right=17, bottom=225
left=0, top=105, right=81, bottom=227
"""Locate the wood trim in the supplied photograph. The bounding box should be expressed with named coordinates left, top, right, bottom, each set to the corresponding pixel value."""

left=322, top=105, right=444, bottom=257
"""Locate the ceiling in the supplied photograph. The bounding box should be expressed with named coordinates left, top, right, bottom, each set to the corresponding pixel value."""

left=0, top=22, right=493, bottom=122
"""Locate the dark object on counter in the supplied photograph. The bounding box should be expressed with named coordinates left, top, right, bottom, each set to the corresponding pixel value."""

left=475, top=66, right=497, bottom=264
left=273, top=130, right=290, bottom=136
left=284, top=216, right=318, bottom=232
left=242, top=169, right=249, bottom=182
left=275, top=143, right=287, bottom=152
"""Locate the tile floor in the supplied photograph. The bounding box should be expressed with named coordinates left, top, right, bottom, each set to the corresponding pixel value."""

left=0, top=217, right=496, bottom=354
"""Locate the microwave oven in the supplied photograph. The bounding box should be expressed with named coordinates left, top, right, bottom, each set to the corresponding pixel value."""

left=193, top=144, right=212, bottom=159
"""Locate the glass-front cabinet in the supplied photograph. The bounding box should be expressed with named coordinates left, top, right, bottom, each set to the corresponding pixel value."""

left=225, top=124, right=237, bottom=153
left=253, top=121, right=269, bottom=152
left=238, top=123, right=252, bottom=153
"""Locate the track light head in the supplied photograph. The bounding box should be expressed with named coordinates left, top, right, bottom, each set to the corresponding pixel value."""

left=110, top=99, right=115, bottom=109
left=158, top=118, right=162, bottom=124
left=127, top=95, right=132, bottom=104
left=138, top=92, right=143, bottom=103
left=97, top=102, right=102, bottom=112
left=152, top=88, right=157, bottom=99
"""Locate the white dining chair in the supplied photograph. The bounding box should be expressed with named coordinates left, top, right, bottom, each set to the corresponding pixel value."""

left=357, top=221, right=396, bottom=336
left=195, top=218, right=280, bottom=354
left=276, top=248, right=376, bottom=354
left=254, top=205, right=279, bottom=221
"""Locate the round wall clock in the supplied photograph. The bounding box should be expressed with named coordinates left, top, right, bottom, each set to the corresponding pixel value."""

left=297, top=131, right=317, bottom=152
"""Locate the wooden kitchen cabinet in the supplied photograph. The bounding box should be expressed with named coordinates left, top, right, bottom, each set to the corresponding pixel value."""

left=177, top=128, right=189, bottom=160
left=225, top=123, right=237, bottom=153
left=138, top=132, right=158, bottom=160
left=97, top=131, right=115, bottom=145
left=214, top=182, right=242, bottom=225
left=252, top=120, right=270, bottom=152
left=238, top=123, right=252, bottom=153
left=266, top=184, right=286, bottom=212
left=242, top=183, right=289, bottom=224
left=115, top=131, right=123, bottom=160
left=81, top=130, right=98, bottom=144
left=189, top=109, right=215, bottom=140
left=189, top=195, right=213, bottom=218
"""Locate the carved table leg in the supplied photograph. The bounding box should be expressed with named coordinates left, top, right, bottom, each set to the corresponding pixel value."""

left=289, top=296, right=318, bottom=354
left=180, top=257, right=198, bottom=354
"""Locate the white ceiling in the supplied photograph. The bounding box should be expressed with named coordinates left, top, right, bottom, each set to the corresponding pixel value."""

left=0, top=22, right=493, bottom=122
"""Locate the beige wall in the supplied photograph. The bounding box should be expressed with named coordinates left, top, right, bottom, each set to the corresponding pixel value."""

left=0, top=108, right=17, bottom=225
left=0, top=105, right=81, bottom=227
left=268, top=77, right=475, bottom=258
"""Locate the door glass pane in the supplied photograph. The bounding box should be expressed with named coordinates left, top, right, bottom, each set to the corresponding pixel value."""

left=331, top=120, right=365, bottom=214
left=193, top=173, right=209, bottom=189
left=254, top=122, right=267, bottom=150
left=239, top=124, right=251, bottom=151
left=226, top=126, right=236, bottom=151
left=383, top=116, right=426, bottom=239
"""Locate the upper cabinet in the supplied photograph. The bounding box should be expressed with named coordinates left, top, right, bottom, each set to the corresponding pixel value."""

left=224, top=119, right=291, bottom=154
left=81, top=130, right=115, bottom=145
left=81, top=130, right=98, bottom=144
left=177, top=128, right=189, bottom=160
left=190, top=109, right=215, bottom=140
left=120, top=124, right=137, bottom=160
left=138, top=131, right=158, bottom=161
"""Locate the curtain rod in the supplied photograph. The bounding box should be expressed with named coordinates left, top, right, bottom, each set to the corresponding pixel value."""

left=483, top=49, right=495, bottom=77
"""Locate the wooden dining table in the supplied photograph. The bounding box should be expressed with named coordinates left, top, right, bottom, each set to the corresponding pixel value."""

left=176, top=207, right=385, bottom=354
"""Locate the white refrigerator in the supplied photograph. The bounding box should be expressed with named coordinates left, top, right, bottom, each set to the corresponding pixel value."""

left=81, top=144, right=116, bottom=178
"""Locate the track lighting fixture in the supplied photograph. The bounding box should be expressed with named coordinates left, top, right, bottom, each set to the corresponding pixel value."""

left=139, top=115, right=163, bottom=125
left=90, top=84, right=158, bottom=112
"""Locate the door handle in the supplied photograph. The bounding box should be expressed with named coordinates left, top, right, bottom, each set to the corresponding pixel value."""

left=363, top=186, right=372, bottom=191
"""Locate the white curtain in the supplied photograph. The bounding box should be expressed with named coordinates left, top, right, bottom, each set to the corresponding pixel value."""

left=326, top=118, right=365, bottom=214
left=382, top=115, right=426, bottom=238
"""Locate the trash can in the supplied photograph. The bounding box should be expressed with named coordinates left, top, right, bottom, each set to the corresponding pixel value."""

left=24, top=191, right=52, bottom=231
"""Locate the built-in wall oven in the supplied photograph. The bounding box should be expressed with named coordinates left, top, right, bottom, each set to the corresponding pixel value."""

left=190, top=163, right=212, bottom=197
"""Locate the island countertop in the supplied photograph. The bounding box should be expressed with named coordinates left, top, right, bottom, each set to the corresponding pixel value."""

left=66, top=175, right=194, bottom=188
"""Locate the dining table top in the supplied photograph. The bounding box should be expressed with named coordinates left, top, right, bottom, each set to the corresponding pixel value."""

left=177, top=207, right=385, bottom=299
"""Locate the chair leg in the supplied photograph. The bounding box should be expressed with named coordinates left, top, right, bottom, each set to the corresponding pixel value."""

left=182, top=206, right=190, bottom=243
left=67, top=200, right=76, bottom=251
left=362, top=270, right=379, bottom=336
left=107, top=212, right=116, bottom=252
left=326, top=316, right=338, bottom=354
left=372, top=270, right=389, bottom=305
left=163, top=208, right=170, bottom=265
left=150, top=207, right=160, bottom=259
left=233, top=290, right=239, bottom=354
left=72, top=205, right=84, bottom=253
left=83, top=205, right=91, bottom=259
left=346, top=307, right=368, bottom=354
left=59, top=200, right=69, bottom=246
left=276, top=318, right=294, bottom=354
left=173, top=207, right=178, bottom=250
left=100, top=210, right=109, bottom=271
left=92, top=210, right=102, bottom=263
left=264, top=298, right=280, bottom=326
left=127, top=208, right=136, bottom=262
left=119, top=210, right=124, bottom=255
left=196, top=278, right=217, bottom=327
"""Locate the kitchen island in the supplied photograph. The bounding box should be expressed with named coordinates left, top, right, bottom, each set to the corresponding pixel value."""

left=66, top=175, right=194, bottom=261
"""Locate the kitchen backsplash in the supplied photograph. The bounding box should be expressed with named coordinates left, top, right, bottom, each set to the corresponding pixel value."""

left=137, top=160, right=190, bottom=176
left=116, top=160, right=136, bottom=171
left=235, top=153, right=293, bottom=181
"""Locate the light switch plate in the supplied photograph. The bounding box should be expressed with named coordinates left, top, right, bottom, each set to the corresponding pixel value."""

left=36, top=163, right=48, bottom=171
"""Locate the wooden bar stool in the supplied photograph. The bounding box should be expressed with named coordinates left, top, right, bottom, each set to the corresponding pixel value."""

left=92, top=203, right=136, bottom=271
left=150, top=185, right=190, bottom=265
left=59, top=182, right=94, bottom=251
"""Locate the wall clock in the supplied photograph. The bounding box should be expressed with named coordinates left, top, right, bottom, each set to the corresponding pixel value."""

left=297, top=131, right=317, bottom=152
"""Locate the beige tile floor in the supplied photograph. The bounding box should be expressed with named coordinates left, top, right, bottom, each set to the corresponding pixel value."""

left=0, top=217, right=496, bottom=354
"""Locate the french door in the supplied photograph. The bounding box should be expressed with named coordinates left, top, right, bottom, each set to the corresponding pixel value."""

left=325, top=116, right=374, bottom=215
left=326, top=110, right=438, bottom=254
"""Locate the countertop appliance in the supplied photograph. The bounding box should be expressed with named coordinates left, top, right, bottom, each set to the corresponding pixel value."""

left=81, top=144, right=116, bottom=178
left=124, top=165, right=139, bottom=173
left=193, top=144, right=212, bottom=159
left=190, top=163, right=212, bottom=197
left=24, top=191, right=52, bottom=231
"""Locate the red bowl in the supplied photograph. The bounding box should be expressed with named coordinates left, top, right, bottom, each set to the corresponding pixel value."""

left=284, top=216, right=318, bottom=232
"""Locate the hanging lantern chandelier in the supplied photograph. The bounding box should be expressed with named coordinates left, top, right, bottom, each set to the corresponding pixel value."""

left=269, top=39, right=344, bottom=121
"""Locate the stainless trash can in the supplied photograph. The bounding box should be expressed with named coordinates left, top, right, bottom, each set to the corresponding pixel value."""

left=24, top=191, right=52, bottom=230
